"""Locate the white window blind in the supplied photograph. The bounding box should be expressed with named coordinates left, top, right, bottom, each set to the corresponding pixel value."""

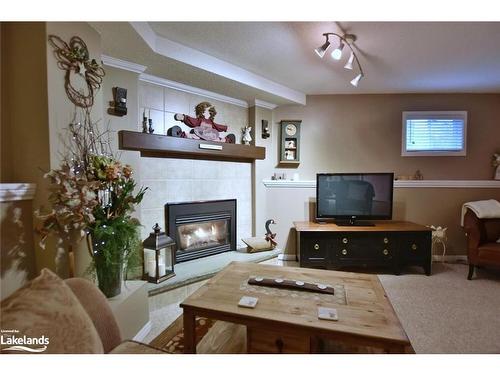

left=402, top=111, right=467, bottom=156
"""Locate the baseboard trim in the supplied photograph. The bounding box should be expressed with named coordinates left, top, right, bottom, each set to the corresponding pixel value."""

left=133, top=320, right=152, bottom=342
left=278, top=254, right=297, bottom=261
left=432, top=255, right=468, bottom=263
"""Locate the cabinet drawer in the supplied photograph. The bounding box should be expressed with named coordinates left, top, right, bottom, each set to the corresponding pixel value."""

left=398, top=232, right=431, bottom=260
left=335, top=233, right=395, bottom=261
left=300, top=234, right=330, bottom=262
left=247, top=327, right=310, bottom=353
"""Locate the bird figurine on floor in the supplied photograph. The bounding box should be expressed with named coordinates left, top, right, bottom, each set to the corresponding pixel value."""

left=265, top=219, right=277, bottom=248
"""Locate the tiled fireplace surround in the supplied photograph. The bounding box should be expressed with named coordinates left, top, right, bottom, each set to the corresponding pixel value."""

left=138, top=82, right=252, bottom=249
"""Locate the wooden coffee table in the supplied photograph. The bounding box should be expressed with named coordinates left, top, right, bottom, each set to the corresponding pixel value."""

left=180, top=262, right=412, bottom=353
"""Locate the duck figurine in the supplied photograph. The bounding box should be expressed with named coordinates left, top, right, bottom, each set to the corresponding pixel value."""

left=265, top=219, right=277, bottom=248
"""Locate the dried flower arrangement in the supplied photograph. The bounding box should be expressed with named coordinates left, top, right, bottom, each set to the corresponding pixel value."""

left=36, top=109, right=146, bottom=296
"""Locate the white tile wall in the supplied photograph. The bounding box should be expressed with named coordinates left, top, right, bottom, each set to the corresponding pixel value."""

left=138, top=82, right=252, bottom=248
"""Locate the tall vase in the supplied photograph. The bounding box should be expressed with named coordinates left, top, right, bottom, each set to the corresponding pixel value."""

left=87, top=232, right=124, bottom=298
left=94, top=250, right=123, bottom=298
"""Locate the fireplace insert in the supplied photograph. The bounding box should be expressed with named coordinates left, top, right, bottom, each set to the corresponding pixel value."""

left=165, top=199, right=236, bottom=263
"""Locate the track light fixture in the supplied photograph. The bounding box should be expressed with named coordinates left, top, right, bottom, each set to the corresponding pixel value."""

left=314, top=32, right=364, bottom=87
left=344, top=51, right=354, bottom=70
left=314, top=39, right=331, bottom=58
left=331, top=41, right=344, bottom=60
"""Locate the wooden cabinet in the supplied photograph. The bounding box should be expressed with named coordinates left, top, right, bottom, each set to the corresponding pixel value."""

left=295, top=221, right=432, bottom=275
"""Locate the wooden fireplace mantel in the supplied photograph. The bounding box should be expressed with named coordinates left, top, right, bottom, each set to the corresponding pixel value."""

left=118, top=131, right=266, bottom=162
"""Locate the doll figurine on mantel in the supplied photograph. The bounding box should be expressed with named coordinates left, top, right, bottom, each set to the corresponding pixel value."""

left=174, top=101, right=235, bottom=143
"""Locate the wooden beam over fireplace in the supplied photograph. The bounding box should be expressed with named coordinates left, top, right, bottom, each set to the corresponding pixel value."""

left=118, top=131, right=266, bottom=163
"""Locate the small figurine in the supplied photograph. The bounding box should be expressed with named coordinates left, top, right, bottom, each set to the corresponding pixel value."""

left=242, top=125, right=252, bottom=145
left=148, top=110, right=154, bottom=134
left=429, top=225, right=448, bottom=261
left=241, top=219, right=277, bottom=253
left=142, top=109, right=148, bottom=133
left=265, top=219, right=277, bottom=248
left=414, top=170, right=423, bottom=180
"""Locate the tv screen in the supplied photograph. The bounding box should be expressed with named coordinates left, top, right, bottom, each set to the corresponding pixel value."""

left=316, top=173, right=394, bottom=221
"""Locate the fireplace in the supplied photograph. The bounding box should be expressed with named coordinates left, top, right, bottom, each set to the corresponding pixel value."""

left=165, top=199, right=236, bottom=263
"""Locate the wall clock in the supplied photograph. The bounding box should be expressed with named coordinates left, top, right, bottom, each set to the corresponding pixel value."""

left=279, top=120, right=301, bottom=165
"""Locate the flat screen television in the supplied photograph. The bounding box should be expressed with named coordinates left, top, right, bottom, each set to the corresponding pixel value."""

left=316, top=172, right=394, bottom=226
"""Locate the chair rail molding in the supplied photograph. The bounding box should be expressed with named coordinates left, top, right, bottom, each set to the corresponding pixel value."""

left=0, top=183, right=37, bottom=202
left=262, top=179, right=500, bottom=189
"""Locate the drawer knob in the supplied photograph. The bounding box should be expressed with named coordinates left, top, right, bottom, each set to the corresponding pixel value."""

left=411, top=244, right=417, bottom=250
left=383, top=237, right=389, bottom=244
left=342, top=237, right=348, bottom=244
left=314, top=243, right=320, bottom=250
left=383, top=249, right=389, bottom=256
left=342, top=249, right=348, bottom=255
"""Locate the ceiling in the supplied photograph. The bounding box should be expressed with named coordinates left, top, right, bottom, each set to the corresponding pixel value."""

left=93, top=22, right=500, bottom=105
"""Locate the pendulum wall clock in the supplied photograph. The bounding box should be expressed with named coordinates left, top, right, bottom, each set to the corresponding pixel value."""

left=279, top=120, right=301, bottom=165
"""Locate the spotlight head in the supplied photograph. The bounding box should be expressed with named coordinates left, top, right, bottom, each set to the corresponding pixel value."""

left=314, top=39, right=331, bottom=58
left=350, top=73, right=363, bottom=87
left=344, top=52, right=354, bottom=70
left=331, top=41, right=344, bottom=60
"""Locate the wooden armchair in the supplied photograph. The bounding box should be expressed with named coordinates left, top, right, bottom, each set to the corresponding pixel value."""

left=463, top=209, right=500, bottom=280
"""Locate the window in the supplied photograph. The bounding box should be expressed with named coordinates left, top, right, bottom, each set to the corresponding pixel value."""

left=402, top=111, right=467, bottom=156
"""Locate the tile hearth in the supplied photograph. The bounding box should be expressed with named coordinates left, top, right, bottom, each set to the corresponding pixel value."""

left=146, top=248, right=284, bottom=296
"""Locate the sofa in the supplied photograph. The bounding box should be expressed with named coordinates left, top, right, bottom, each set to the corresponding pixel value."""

left=0, top=268, right=165, bottom=354
left=463, top=208, right=500, bottom=280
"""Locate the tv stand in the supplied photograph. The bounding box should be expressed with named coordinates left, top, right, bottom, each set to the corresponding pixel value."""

left=294, top=220, right=432, bottom=275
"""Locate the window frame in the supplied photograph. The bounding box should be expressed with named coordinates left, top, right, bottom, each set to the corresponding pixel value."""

left=401, top=111, right=467, bottom=157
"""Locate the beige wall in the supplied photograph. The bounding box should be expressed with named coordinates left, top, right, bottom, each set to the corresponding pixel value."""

left=265, top=94, right=500, bottom=257
left=273, top=94, right=500, bottom=180
left=38, top=22, right=104, bottom=277
left=1, top=23, right=51, bottom=288
left=250, top=106, right=274, bottom=237
left=101, top=65, right=142, bottom=213
left=1, top=22, right=105, bottom=278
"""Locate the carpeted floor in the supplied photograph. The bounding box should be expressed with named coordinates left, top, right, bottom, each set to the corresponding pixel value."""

left=378, top=263, right=500, bottom=353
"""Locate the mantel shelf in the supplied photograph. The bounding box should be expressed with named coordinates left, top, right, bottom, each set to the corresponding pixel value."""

left=118, top=131, right=265, bottom=163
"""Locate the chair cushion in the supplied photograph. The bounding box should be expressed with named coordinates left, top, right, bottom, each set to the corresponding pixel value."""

left=65, top=278, right=122, bottom=353
left=0, top=268, right=104, bottom=354
left=477, top=242, right=500, bottom=263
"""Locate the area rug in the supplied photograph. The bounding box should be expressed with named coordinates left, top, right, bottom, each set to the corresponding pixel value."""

left=149, top=314, right=385, bottom=354
left=149, top=315, right=217, bottom=353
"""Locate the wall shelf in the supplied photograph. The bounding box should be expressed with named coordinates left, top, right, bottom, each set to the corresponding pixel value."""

left=119, top=131, right=265, bottom=163
left=262, top=179, right=500, bottom=189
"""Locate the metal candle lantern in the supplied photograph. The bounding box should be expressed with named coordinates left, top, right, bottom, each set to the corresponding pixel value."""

left=142, top=223, right=175, bottom=283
